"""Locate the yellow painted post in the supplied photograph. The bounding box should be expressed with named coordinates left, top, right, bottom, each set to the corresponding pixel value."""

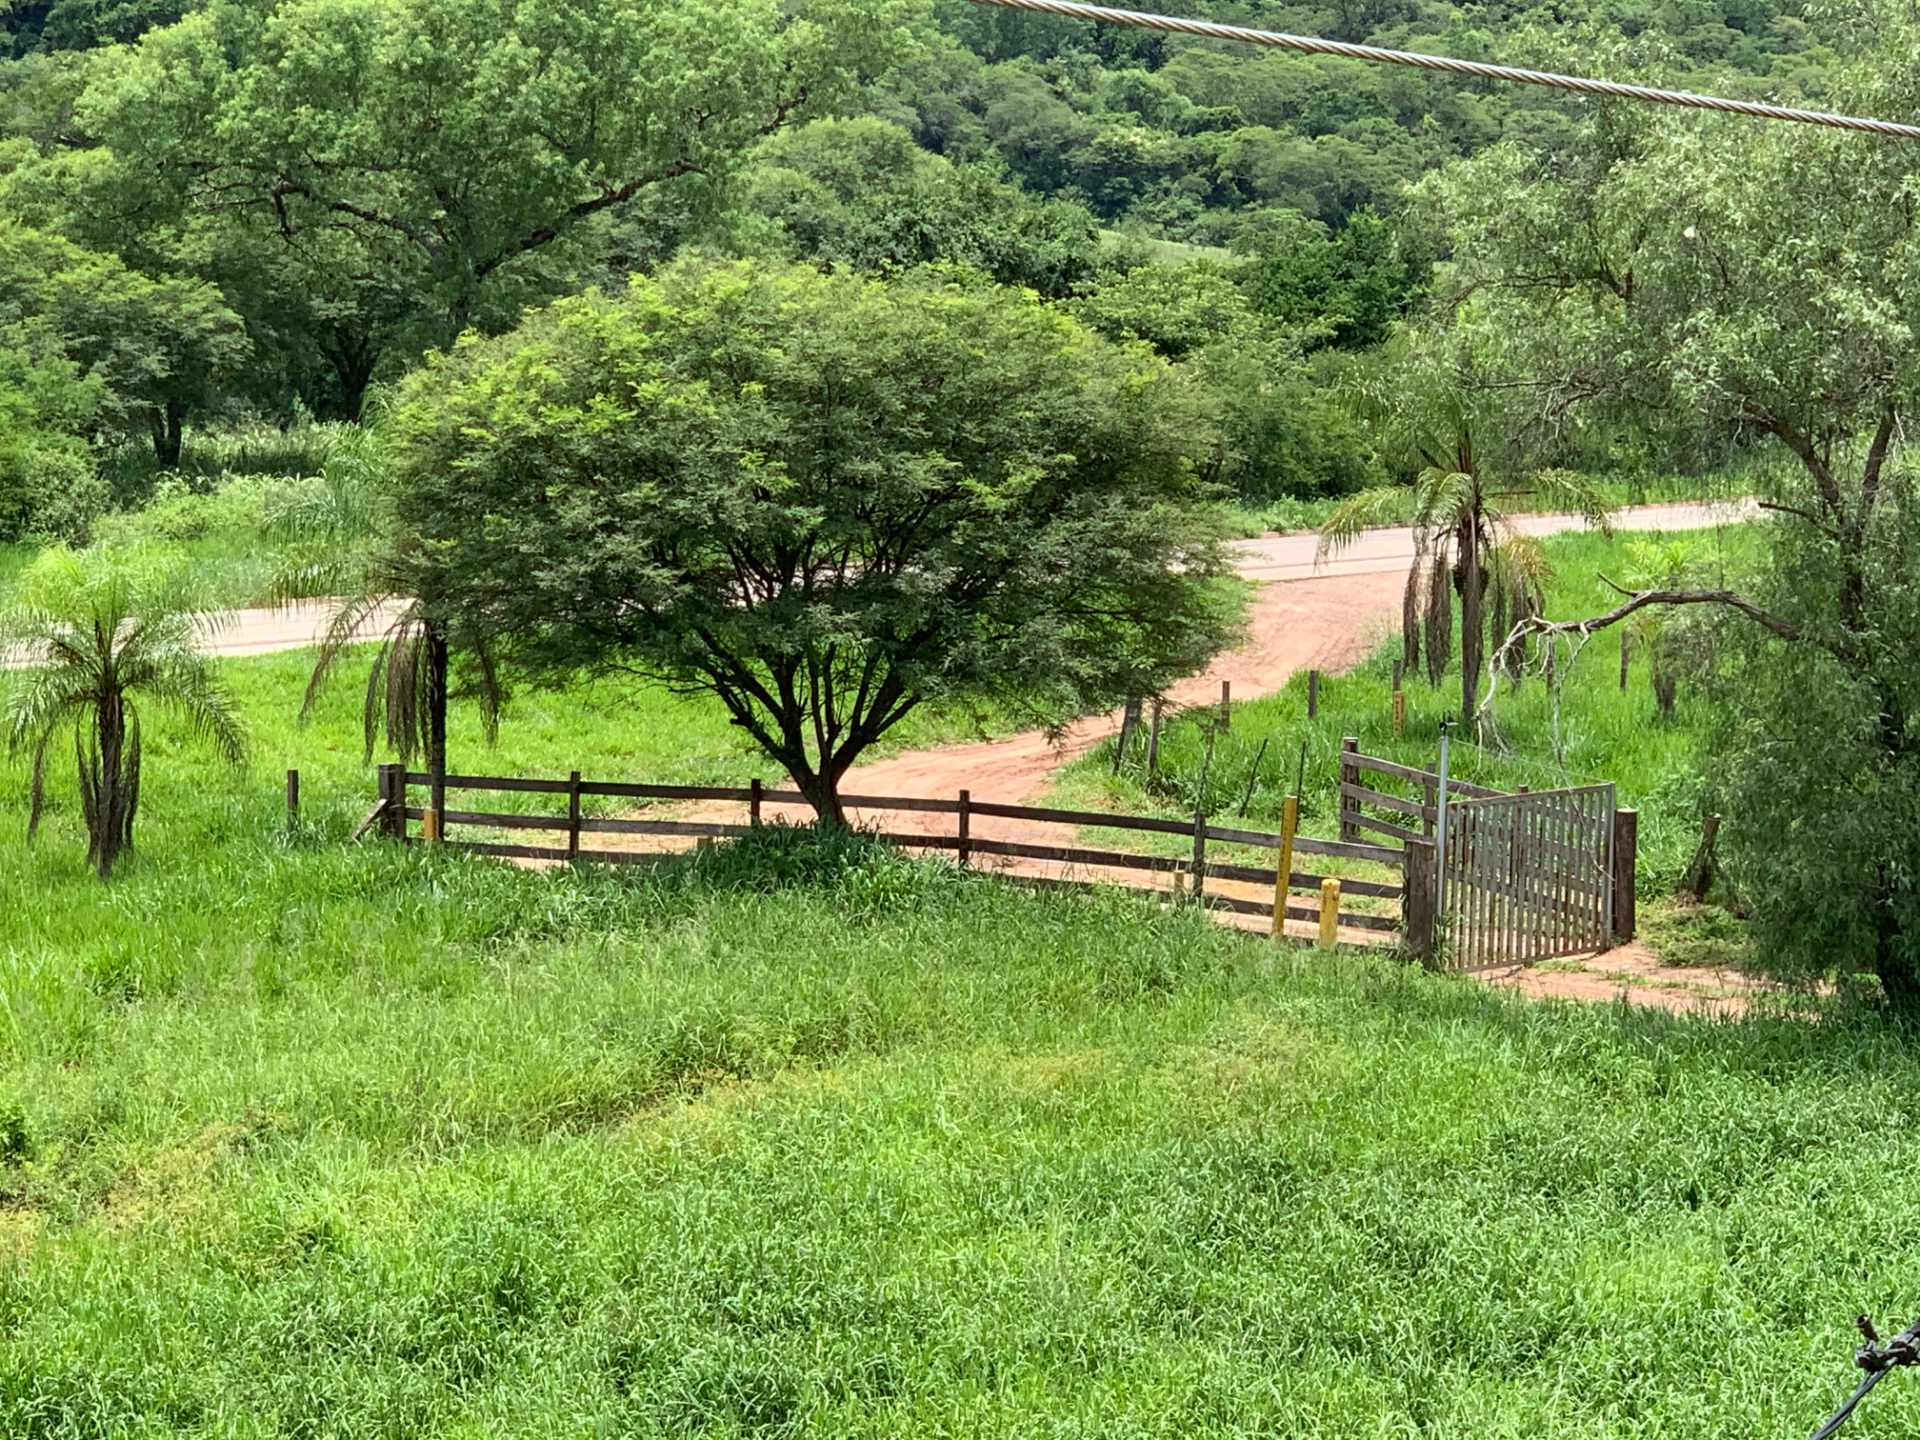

left=1317, top=878, right=1341, bottom=950
left=1392, top=689, right=1406, bottom=737
left=1269, top=794, right=1299, bottom=939
left=421, top=807, right=443, bottom=844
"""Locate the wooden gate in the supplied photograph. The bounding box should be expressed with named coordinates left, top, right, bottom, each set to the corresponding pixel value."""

left=1441, top=784, right=1615, bottom=967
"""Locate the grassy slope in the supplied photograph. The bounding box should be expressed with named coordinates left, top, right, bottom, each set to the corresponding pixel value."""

left=1056, top=529, right=1757, bottom=892
left=10, top=529, right=1918, bottom=1436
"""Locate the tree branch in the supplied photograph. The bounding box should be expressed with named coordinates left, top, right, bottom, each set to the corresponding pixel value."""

left=471, top=88, right=810, bottom=284
left=1531, top=580, right=1800, bottom=643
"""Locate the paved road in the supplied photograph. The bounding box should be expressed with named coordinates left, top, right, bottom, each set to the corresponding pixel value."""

left=164, top=499, right=1753, bottom=660
left=1229, top=498, right=1756, bottom=583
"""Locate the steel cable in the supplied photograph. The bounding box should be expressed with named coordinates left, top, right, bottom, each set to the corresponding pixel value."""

left=966, top=0, right=1920, bottom=141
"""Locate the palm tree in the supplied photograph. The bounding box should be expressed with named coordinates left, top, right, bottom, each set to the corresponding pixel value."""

left=1320, top=328, right=1613, bottom=728
left=299, top=594, right=501, bottom=809
left=255, top=422, right=499, bottom=814
left=2, top=546, right=246, bottom=878
left=1320, top=450, right=1612, bottom=728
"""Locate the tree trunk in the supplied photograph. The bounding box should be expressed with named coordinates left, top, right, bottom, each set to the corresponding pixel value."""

left=1459, top=516, right=1483, bottom=726
left=426, top=624, right=449, bottom=823
left=81, top=693, right=139, bottom=879
left=148, top=399, right=186, bottom=470
left=1876, top=896, right=1920, bottom=1023
left=797, top=769, right=850, bottom=830
left=324, top=330, right=380, bottom=423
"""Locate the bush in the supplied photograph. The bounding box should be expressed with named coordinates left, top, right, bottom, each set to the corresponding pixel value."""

left=93, top=475, right=271, bottom=545
left=0, top=443, right=109, bottom=544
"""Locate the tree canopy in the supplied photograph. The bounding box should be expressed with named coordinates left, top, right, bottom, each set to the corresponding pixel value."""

left=376, top=258, right=1243, bottom=823
left=1416, top=8, right=1920, bottom=1006
left=26, top=0, right=916, bottom=418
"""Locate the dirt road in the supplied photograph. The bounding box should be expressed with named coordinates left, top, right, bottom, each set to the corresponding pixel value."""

left=175, top=498, right=1751, bottom=661
left=224, top=502, right=1754, bottom=1012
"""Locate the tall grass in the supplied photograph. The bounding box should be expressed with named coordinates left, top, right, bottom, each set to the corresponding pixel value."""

left=4, top=603, right=1920, bottom=1436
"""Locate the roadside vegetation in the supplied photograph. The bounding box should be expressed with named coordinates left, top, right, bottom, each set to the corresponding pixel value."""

left=5, top=0, right=1920, bottom=1430
left=1065, top=528, right=1753, bottom=888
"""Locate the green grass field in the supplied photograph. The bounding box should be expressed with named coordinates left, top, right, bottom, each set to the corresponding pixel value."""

left=9, top=521, right=1915, bottom=1437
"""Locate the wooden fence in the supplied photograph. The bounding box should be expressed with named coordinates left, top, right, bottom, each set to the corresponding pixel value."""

left=1331, top=738, right=1637, bottom=964
left=1336, top=737, right=1506, bottom=847
left=1440, top=784, right=1621, bottom=967
left=368, top=765, right=1421, bottom=948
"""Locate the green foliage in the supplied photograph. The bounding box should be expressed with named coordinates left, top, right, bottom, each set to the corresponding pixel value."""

left=1414, top=0, right=1920, bottom=1006
left=1, top=0, right=190, bottom=55
left=1069, top=528, right=1731, bottom=892
left=1321, top=324, right=1616, bottom=721
left=48, top=0, right=917, bottom=418
left=1710, top=508, right=1920, bottom=1003
left=0, top=345, right=104, bottom=541
left=0, top=222, right=248, bottom=464
left=736, top=115, right=1103, bottom=298
left=380, top=257, right=1242, bottom=821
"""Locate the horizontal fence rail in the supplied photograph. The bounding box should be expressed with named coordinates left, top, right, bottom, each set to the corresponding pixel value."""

left=1337, top=738, right=1511, bottom=847
left=380, top=766, right=1411, bottom=945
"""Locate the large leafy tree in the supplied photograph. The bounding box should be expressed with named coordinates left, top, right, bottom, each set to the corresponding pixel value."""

left=59, top=0, right=917, bottom=419
left=0, top=223, right=247, bottom=464
left=735, top=115, right=1102, bottom=298
left=2, top=544, right=246, bottom=877
left=1420, top=3, right=1920, bottom=1008
left=377, top=258, right=1242, bottom=825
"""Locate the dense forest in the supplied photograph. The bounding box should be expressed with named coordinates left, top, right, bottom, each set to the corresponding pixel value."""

left=0, top=0, right=1845, bottom=535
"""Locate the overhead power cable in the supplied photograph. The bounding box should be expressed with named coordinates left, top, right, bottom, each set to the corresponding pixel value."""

left=965, top=0, right=1920, bottom=141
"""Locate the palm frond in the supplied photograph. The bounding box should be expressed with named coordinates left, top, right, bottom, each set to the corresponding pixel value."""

left=1528, top=467, right=1617, bottom=535
left=24, top=722, right=56, bottom=842
left=134, top=654, right=249, bottom=770
left=1317, top=487, right=1415, bottom=559
left=1418, top=468, right=1478, bottom=534
left=462, top=630, right=506, bottom=748
left=1491, top=532, right=1553, bottom=601
left=301, top=593, right=407, bottom=726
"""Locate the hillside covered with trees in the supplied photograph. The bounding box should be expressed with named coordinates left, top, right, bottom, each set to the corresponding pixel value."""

left=0, top=0, right=1836, bottom=529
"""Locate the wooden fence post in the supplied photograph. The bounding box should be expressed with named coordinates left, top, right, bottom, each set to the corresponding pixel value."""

left=1318, top=878, right=1341, bottom=950
left=1404, top=838, right=1437, bottom=965
left=957, top=789, right=971, bottom=869
left=750, top=777, right=763, bottom=828
left=285, top=768, right=300, bottom=831
left=1392, top=690, right=1406, bottom=738
left=1145, top=699, right=1163, bottom=784
left=1270, top=793, right=1299, bottom=940
left=1219, top=681, right=1231, bottom=731
left=1337, top=737, right=1359, bottom=842
left=1307, top=670, right=1320, bottom=719
left=568, top=770, right=582, bottom=861
left=1619, top=634, right=1630, bottom=691
left=1611, top=808, right=1638, bottom=942
left=1191, top=811, right=1208, bottom=904
left=1392, top=659, right=1404, bottom=692
left=378, top=764, right=406, bottom=841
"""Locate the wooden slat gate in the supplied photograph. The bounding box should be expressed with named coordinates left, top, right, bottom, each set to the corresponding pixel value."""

left=1441, top=784, right=1615, bottom=968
